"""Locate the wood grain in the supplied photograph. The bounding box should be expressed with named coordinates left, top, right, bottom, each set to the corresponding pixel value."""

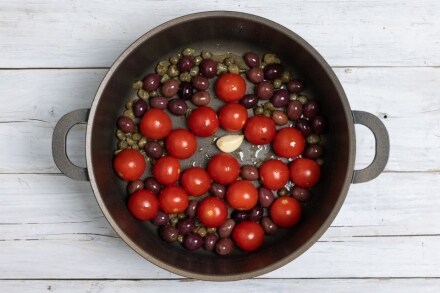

left=0, top=1, right=439, bottom=68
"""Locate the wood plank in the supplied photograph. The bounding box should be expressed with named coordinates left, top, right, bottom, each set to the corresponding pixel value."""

left=1, top=67, right=439, bottom=173
left=1, top=279, right=440, bottom=293
left=0, top=1, right=439, bottom=67
left=0, top=173, right=439, bottom=279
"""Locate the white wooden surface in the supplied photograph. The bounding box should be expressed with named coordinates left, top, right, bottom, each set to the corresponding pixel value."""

left=1, top=1, right=439, bottom=292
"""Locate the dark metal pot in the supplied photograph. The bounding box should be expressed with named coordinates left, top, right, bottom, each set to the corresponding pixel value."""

left=52, top=11, right=389, bottom=281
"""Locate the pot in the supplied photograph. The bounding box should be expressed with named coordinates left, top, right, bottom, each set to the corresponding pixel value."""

left=52, top=11, right=389, bottom=281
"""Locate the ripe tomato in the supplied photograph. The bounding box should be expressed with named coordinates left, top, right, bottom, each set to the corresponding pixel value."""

left=153, top=156, right=181, bottom=185
left=180, top=167, right=211, bottom=197
left=197, top=197, right=228, bottom=228
left=218, top=103, right=248, bottom=132
left=113, top=149, right=146, bottom=181
left=289, top=158, right=321, bottom=188
left=140, top=109, right=172, bottom=140
left=232, top=221, right=264, bottom=252
left=128, top=189, right=159, bottom=221
left=226, top=180, right=258, bottom=210
left=270, top=197, right=302, bottom=228
left=207, top=153, right=240, bottom=185
left=215, top=73, right=246, bottom=102
left=159, top=185, right=189, bottom=214
left=165, top=128, right=197, bottom=159
left=272, top=127, right=305, bottom=158
left=244, top=115, right=276, bottom=145
left=187, top=106, right=219, bottom=137
left=259, top=159, right=289, bottom=190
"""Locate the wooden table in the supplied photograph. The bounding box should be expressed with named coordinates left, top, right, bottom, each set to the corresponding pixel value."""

left=1, top=1, right=439, bottom=292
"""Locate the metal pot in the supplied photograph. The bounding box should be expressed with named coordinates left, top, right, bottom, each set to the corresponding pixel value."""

left=52, top=11, right=389, bottom=281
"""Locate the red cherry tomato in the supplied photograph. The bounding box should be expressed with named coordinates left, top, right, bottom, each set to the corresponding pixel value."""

left=153, top=156, right=181, bottom=185
left=226, top=180, right=258, bottom=210
left=165, top=128, right=197, bottom=159
left=180, top=167, right=211, bottom=197
left=128, top=189, right=159, bottom=221
left=259, top=159, right=289, bottom=190
left=207, top=153, right=240, bottom=185
left=232, top=221, right=265, bottom=252
left=244, top=115, right=276, bottom=145
left=270, top=197, right=302, bottom=228
left=140, top=109, right=172, bottom=140
left=215, top=73, right=246, bottom=102
left=272, top=127, right=305, bottom=158
left=197, top=197, right=228, bottom=228
left=289, top=158, right=321, bottom=188
left=113, top=149, right=146, bottom=181
left=159, top=185, right=189, bottom=214
left=218, top=103, right=248, bottom=132
left=187, top=106, right=219, bottom=137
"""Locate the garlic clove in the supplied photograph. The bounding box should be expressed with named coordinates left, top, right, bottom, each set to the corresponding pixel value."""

left=216, top=134, right=244, bottom=153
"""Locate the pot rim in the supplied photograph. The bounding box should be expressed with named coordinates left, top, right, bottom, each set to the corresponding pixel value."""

left=85, top=11, right=356, bottom=281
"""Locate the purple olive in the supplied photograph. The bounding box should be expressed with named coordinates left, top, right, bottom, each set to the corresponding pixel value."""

left=142, top=73, right=160, bottom=91
left=178, top=81, right=194, bottom=100
left=200, top=59, right=217, bottom=78
left=271, top=89, right=290, bottom=108
left=191, top=75, right=210, bottom=90
left=117, top=116, right=135, bottom=133
left=183, top=233, right=204, bottom=251
left=161, top=79, right=180, bottom=98
left=246, top=67, right=264, bottom=83
left=264, top=63, right=284, bottom=80
left=133, top=99, right=148, bottom=118
left=149, top=96, right=168, bottom=109
left=287, top=79, right=304, bottom=93
left=243, top=52, right=260, bottom=67
left=296, top=118, right=313, bottom=136
left=255, top=81, right=274, bottom=100
left=177, top=56, right=195, bottom=72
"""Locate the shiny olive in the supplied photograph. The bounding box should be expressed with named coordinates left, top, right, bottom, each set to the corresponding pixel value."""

left=191, top=75, right=210, bottom=90
left=153, top=211, right=169, bottom=226
left=210, top=182, right=226, bottom=199
left=117, top=116, right=135, bottom=133
left=215, top=237, right=234, bottom=255
left=145, top=141, right=163, bottom=159
left=303, top=100, right=319, bottom=118
left=249, top=205, right=264, bottom=222
left=312, top=115, right=327, bottom=134
left=291, top=186, right=311, bottom=202
left=243, top=52, right=260, bottom=67
left=167, top=99, right=188, bottom=116
left=264, top=63, right=284, bottom=80
left=142, top=73, right=161, bottom=91
left=127, top=180, right=144, bottom=194
left=261, top=217, right=277, bottom=235
left=255, top=81, right=274, bottom=100
left=240, top=165, right=259, bottom=181
left=272, top=110, right=288, bottom=125
left=303, top=144, right=323, bottom=159
left=200, top=58, right=217, bottom=78
left=286, top=100, right=303, bottom=121
left=271, top=89, right=290, bottom=108
left=296, top=118, right=313, bottom=136
left=258, top=187, right=274, bottom=208
left=178, top=81, right=194, bottom=100
left=218, top=219, right=236, bottom=238
left=231, top=210, right=249, bottom=223
left=246, top=67, right=264, bottom=83
left=177, top=56, right=195, bottom=72
left=204, top=233, right=218, bottom=251
left=176, top=218, right=195, bottom=235
left=133, top=99, right=148, bottom=118
left=149, top=96, right=168, bottom=109
left=287, top=79, right=304, bottom=93
left=144, top=177, right=162, bottom=194
left=161, top=79, right=180, bottom=98
left=191, top=90, right=211, bottom=106
left=160, top=225, right=179, bottom=242
left=186, top=200, right=198, bottom=218
left=183, top=233, right=204, bottom=251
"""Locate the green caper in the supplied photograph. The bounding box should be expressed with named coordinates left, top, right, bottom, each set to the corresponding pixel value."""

left=179, top=72, right=192, bottom=82
left=160, top=74, right=170, bottom=83
left=156, top=60, right=170, bottom=76
left=306, top=134, right=321, bottom=144
left=263, top=109, right=272, bottom=117
left=224, top=57, right=235, bottom=66
left=195, top=226, right=207, bottom=238
left=126, top=137, right=135, bottom=146
left=170, top=217, right=179, bottom=227
left=131, top=132, right=142, bottom=141
left=118, top=140, right=128, bottom=150
left=159, top=60, right=170, bottom=67
left=228, top=64, right=240, bottom=74
left=194, top=55, right=203, bottom=65
left=263, top=53, right=280, bottom=64
left=131, top=144, right=139, bottom=150
left=298, top=95, right=309, bottom=105
left=116, top=129, right=125, bottom=140
left=123, top=109, right=135, bottom=120
left=217, top=63, right=227, bottom=75
left=132, top=80, right=143, bottom=90
left=259, top=62, right=266, bottom=70
left=290, top=93, right=298, bottom=101
left=177, top=235, right=183, bottom=243
left=316, top=158, right=324, bottom=166
left=277, top=187, right=289, bottom=197
left=138, top=137, right=147, bottom=148
left=273, top=79, right=282, bottom=89
left=125, top=100, right=133, bottom=110
left=281, top=71, right=291, bottom=83
left=182, top=48, right=195, bottom=56
left=189, top=66, right=199, bottom=76
left=206, top=227, right=217, bottom=234
left=114, top=149, right=121, bottom=155
left=149, top=90, right=158, bottom=98
left=263, top=102, right=274, bottom=111
left=177, top=213, right=186, bottom=220
left=167, top=64, right=179, bottom=77
left=169, top=55, right=179, bottom=64
left=254, top=106, right=264, bottom=115
left=201, top=50, right=212, bottom=59
left=137, top=89, right=149, bottom=100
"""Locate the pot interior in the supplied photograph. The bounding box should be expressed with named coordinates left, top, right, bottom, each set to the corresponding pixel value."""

left=87, top=12, right=354, bottom=280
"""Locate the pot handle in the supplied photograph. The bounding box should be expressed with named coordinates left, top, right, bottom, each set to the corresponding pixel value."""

left=352, top=110, right=390, bottom=184
left=52, top=109, right=90, bottom=181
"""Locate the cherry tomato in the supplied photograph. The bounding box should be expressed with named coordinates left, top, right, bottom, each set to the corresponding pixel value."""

left=180, top=167, right=211, bottom=197
left=259, top=159, right=289, bottom=190
left=244, top=115, right=276, bottom=145
left=272, top=127, right=305, bottom=158
left=159, top=185, right=189, bottom=214
left=226, top=180, right=258, bottom=210
left=165, top=128, right=197, bottom=159
left=270, top=197, right=302, bottom=228
left=187, top=106, right=219, bottom=137
left=128, top=189, right=159, bottom=221
left=207, top=153, right=240, bottom=185
left=140, top=109, right=172, bottom=140
left=113, top=149, right=146, bottom=181
left=153, top=156, right=181, bottom=185
left=289, top=158, right=321, bottom=188
left=197, top=197, right=228, bottom=228
left=215, top=73, right=246, bottom=102
left=218, top=103, right=248, bottom=132
left=232, top=221, right=264, bottom=252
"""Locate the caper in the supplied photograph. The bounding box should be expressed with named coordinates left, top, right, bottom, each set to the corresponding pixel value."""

left=194, top=55, right=203, bottom=65
left=281, top=71, right=291, bottom=83
left=228, top=64, right=240, bottom=74
left=273, top=79, right=282, bottom=89
left=195, top=226, right=207, bottom=238
left=131, top=144, right=139, bottom=150
left=298, top=95, right=309, bottom=105
left=167, top=64, right=179, bottom=77
left=206, top=227, right=217, bottom=234
left=224, top=57, right=235, bottom=66
left=169, top=55, right=179, bottom=64
left=201, top=50, right=212, bottom=59
left=160, top=74, right=170, bottom=83
left=263, top=53, right=280, bottom=64
left=259, top=62, right=266, bottom=70
left=123, top=109, right=135, bottom=120
left=277, top=187, right=289, bottom=197
left=156, top=61, right=170, bottom=76
left=189, top=66, right=199, bottom=76
left=132, top=132, right=142, bottom=141
left=179, top=72, right=192, bottom=82
left=217, top=63, right=227, bottom=75
left=254, top=106, right=264, bottom=115
left=306, top=134, right=321, bottom=144
left=149, top=90, right=158, bottom=98
left=126, top=137, right=135, bottom=146
left=177, top=234, right=183, bottom=243
left=263, top=102, right=274, bottom=111
left=137, top=89, right=149, bottom=100
left=138, top=137, right=147, bottom=148
left=263, top=109, right=272, bottom=117
left=290, top=93, right=298, bottom=100
left=118, top=140, right=128, bottom=149
left=116, top=129, right=125, bottom=140
left=170, top=217, right=179, bottom=226
left=125, top=100, right=133, bottom=110
left=178, top=213, right=186, bottom=220
left=114, top=149, right=121, bottom=155
left=132, top=80, right=143, bottom=90
left=182, top=48, right=195, bottom=56
left=316, top=158, right=325, bottom=166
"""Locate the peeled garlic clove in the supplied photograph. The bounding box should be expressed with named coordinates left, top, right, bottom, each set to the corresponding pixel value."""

left=216, top=134, right=244, bottom=153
